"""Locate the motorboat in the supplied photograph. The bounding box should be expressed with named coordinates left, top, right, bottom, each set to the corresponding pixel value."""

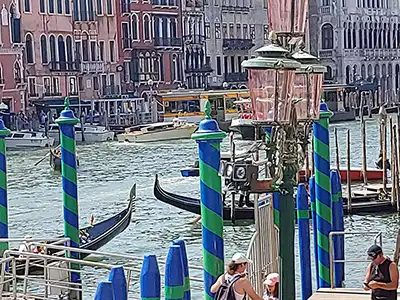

left=5, top=131, right=54, bottom=149
left=229, top=98, right=258, bottom=140
left=45, top=124, right=115, bottom=143
left=117, top=119, right=197, bottom=143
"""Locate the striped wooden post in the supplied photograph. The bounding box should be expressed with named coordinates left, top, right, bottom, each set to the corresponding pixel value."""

left=192, top=100, right=226, bottom=300
left=55, top=97, right=80, bottom=283
left=173, top=240, right=190, bottom=300
left=309, top=176, right=319, bottom=289
left=0, top=120, right=10, bottom=254
left=165, top=245, right=184, bottom=300
left=140, top=255, right=160, bottom=300
left=313, top=103, right=333, bottom=288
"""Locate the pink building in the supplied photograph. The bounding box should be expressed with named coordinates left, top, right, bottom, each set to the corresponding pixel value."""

left=21, top=0, right=119, bottom=109
left=0, top=0, right=25, bottom=113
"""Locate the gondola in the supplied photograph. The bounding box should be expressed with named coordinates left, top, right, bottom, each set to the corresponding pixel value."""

left=154, top=175, right=254, bottom=221
left=15, top=183, right=136, bottom=275
left=50, top=148, right=80, bottom=171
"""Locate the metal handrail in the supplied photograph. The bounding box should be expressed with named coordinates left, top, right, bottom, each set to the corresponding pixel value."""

left=328, top=231, right=383, bottom=289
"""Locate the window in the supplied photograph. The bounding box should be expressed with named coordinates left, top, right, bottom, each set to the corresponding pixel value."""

left=132, top=14, right=138, bottom=40
left=93, top=76, right=99, bottom=90
left=49, top=0, right=55, bottom=13
left=14, top=62, right=21, bottom=83
left=144, top=15, right=150, bottom=40
left=264, top=25, right=268, bottom=40
left=25, top=34, right=34, bottom=64
left=109, top=40, right=115, bottom=62
left=43, top=77, right=51, bottom=95
left=243, top=24, right=248, bottom=38
left=122, top=23, right=130, bottom=49
left=322, top=0, right=330, bottom=5
left=75, top=41, right=81, bottom=62
left=65, top=0, right=70, bottom=14
left=236, top=24, right=241, bottom=39
left=222, top=23, right=228, bottom=38
left=250, top=25, right=255, bottom=39
left=50, top=35, right=56, bottom=63
left=99, top=41, right=105, bottom=60
left=124, top=61, right=130, bottom=82
left=106, top=0, right=112, bottom=14
left=237, top=56, right=242, bottom=72
left=82, top=35, right=89, bottom=61
left=97, top=0, right=103, bottom=14
left=40, top=0, right=45, bottom=13
left=109, top=74, right=115, bottom=91
left=224, top=56, right=228, bottom=73
left=205, top=23, right=210, bottom=39
left=40, top=35, right=48, bottom=64
left=215, top=23, right=221, bottom=39
left=58, top=36, right=66, bottom=69
left=101, top=74, right=107, bottom=93
left=28, top=77, right=37, bottom=96
left=68, top=77, right=77, bottom=95
left=78, top=77, right=84, bottom=91
left=24, top=0, right=31, bottom=12
left=66, top=36, right=73, bottom=68
left=90, top=41, right=97, bottom=60
left=322, top=23, right=334, bottom=49
left=229, top=24, right=234, bottom=38
left=57, top=0, right=62, bottom=13
left=52, top=77, right=60, bottom=94
left=216, top=56, right=222, bottom=75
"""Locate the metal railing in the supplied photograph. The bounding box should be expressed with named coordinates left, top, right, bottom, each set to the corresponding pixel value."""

left=328, top=231, right=383, bottom=289
left=0, top=238, right=204, bottom=299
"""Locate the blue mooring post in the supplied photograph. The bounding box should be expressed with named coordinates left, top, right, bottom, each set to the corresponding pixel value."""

left=94, top=281, right=115, bottom=300
left=108, top=266, right=127, bottom=300
left=165, top=245, right=184, bottom=300
left=297, top=183, right=312, bottom=300
left=272, top=192, right=280, bottom=228
left=140, top=255, right=160, bottom=300
left=173, top=239, right=190, bottom=300
left=309, top=176, right=319, bottom=289
left=330, top=169, right=345, bottom=287
left=0, top=120, right=10, bottom=255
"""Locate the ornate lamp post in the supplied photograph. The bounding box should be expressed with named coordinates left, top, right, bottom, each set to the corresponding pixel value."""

left=242, top=32, right=325, bottom=298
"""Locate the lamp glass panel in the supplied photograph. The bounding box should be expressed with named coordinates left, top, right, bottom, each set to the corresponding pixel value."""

left=293, top=73, right=309, bottom=121
left=249, top=69, right=295, bottom=123
left=310, top=73, right=323, bottom=119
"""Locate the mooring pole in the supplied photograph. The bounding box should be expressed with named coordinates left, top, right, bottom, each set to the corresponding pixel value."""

left=309, top=176, right=319, bottom=289
left=191, top=100, right=226, bottom=300
left=55, top=97, right=81, bottom=288
left=313, top=103, right=333, bottom=288
left=0, top=120, right=10, bottom=254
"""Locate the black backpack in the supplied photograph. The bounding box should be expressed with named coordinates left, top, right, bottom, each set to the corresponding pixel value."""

left=214, top=274, right=245, bottom=300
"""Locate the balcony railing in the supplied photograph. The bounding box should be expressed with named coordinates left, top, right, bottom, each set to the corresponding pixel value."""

left=223, top=38, right=254, bottom=51
left=152, top=0, right=178, bottom=7
left=81, top=61, right=105, bottom=73
left=154, top=37, right=182, bottom=47
left=320, top=6, right=331, bottom=15
left=49, top=61, right=80, bottom=72
left=183, top=34, right=206, bottom=45
left=221, top=5, right=250, bottom=12
left=185, top=64, right=213, bottom=73
left=224, top=72, right=248, bottom=82
left=319, top=49, right=334, bottom=58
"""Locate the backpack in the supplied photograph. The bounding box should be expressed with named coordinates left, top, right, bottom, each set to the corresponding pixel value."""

left=214, top=274, right=245, bottom=300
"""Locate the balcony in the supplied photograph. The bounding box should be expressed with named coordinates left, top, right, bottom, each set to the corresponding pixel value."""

left=221, top=5, right=250, bottom=13
left=183, top=34, right=206, bottom=45
left=81, top=61, right=105, bottom=73
left=223, top=39, right=254, bottom=51
left=43, top=91, right=62, bottom=97
left=224, top=72, right=248, bottom=82
left=319, top=49, right=334, bottom=58
left=185, top=64, right=213, bottom=74
left=49, top=61, right=80, bottom=72
left=154, top=37, right=182, bottom=47
left=320, top=6, right=331, bottom=15
left=152, top=0, right=178, bottom=8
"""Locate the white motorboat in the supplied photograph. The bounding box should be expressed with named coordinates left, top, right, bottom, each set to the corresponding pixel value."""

left=229, top=98, right=257, bottom=140
left=46, top=124, right=115, bottom=143
left=117, top=120, right=197, bottom=143
left=5, top=131, right=55, bottom=149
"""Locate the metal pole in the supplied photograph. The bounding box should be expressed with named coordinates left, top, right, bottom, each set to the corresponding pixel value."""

left=346, top=129, right=352, bottom=214
left=0, top=120, right=10, bottom=255
left=191, top=100, right=226, bottom=300
left=55, top=97, right=81, bottom=291
left=313, top=103, right=333, bottom=288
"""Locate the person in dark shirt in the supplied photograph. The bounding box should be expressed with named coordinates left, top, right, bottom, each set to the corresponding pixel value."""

left=363, top=244, right=398, bottom=300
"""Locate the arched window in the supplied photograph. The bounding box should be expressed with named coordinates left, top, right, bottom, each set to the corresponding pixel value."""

left=171, top=54, right=178, bottom=81
left=185, top=50, right=190, bottom=70
left=58, top=36, right=66, bottom=70
left=345, top=65, right=351, bottom=84
left=359, top=27, right=363, bottom=49
left=131, top=14, right=138, bottom=40
left=144, top=15, right=150, bottom=40
left=144, top=52, right=150, bottom=73
left=368, top=25, right=373, bottom=48
left=361, top=64, right=366, bottom=79
left=49, top=35, right=56, bottom=66
left=374, top=24, right=378, bottom=48
left=364, top=23, right=368, bottom=49
left=25, top=33, right=34, bottom=64
left=343, top=23, right=348, bottom=49
left=14, top=61, right=21, bottom=83
left=10, top=4, right=21, bottom=43
left=0, top=64, right=3, bottom=82
left=353, top=23, right=357, bottom=48
left=324, top=66, right=333, bottom=82
left=347, top=24, right=352, bottom=49
left=40, top=35, right=48, bottom=64
left=321, top=23, right=334, bottom=49
left=66, top=36, right=73, bottom=69
left=396, top=64, right=400, bottom=90
left=397, top=24, right=400, bottom=48
left=82, top=32, right=89, bottom=61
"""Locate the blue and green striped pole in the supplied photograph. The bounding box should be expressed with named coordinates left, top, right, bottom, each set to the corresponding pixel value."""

left=165, top=245, right=184, bottom=300
left=309, top=176, right=319, bottom=288
left=272, top=191, right=280, bottom=228
left=0, top=120, right=10, bottom=254
left=313, top=103, right=333, bottom=288
left=173, top=239, right=190, bottom=300
left=56, top=97, right=80, bottom=283
left=192, top=100, right=226, bottom=300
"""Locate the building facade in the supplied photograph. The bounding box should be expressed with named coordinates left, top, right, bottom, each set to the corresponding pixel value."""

left=0, top=0, right=25, bottom=113
left=118, top=0, right=184, bottom=97
left=313, top=0, right=400, bottom=102
left=204, top=0, right=268, bottom=89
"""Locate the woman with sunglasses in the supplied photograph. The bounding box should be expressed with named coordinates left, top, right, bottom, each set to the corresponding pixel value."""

left=363, top=244, right=398, bottom=300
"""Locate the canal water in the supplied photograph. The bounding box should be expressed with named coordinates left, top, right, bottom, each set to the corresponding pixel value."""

left=6, top=115, right=400, bottom=298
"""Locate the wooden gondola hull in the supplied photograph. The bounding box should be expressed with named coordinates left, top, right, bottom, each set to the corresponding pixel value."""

left=15, top=184, right=136, bottom=275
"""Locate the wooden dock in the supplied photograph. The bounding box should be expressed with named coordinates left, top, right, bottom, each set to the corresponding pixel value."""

left=310, top=288, right=400, bottom=299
